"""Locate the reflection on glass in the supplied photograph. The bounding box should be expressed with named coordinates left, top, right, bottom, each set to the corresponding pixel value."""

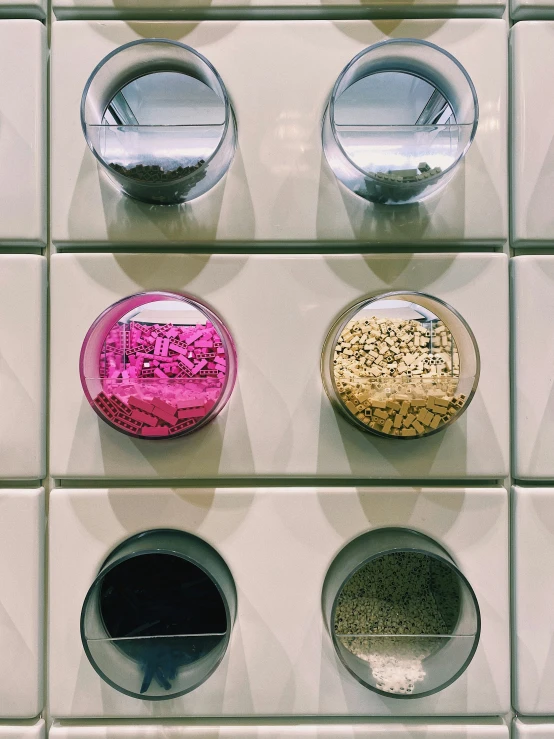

left=323, top=39, right=478, bottom=205
left=82, top=40, right=236, bottom=204
left=96, top=72, right=223, bottom=189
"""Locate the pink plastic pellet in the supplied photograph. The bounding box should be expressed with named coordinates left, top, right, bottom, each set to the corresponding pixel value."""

left=91, top=316, right=230, bottom=439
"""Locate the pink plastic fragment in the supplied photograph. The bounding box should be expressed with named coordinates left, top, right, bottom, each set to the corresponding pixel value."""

left=178, top=407, right=206, bottom=419
left=128, top=396, right=154, bottom=413
left=185, top=330, right=203, bottom=345
left=173, top=418, right=196, bottom=433
left=190, top=359, right=208, bottom=375
left=176, top=354, right=194, bottom=370
left=85, top=295, right=234, bottom=439
left=141, top=426, right=170, bottom=437
left=151, top=406, right=177, bottom=425
left=130, top=409, right=159, bottom=426
left=151, top=397, right=177, bottom=414
left=177, top=398, right=205, bottom=410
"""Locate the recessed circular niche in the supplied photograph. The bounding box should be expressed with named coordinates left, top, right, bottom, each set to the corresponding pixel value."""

left=80, top=290, right=237, bottom=439
left=81, top=39, right=236, bottom=205
left=321, top=291, right=479, bottom=439
left=322, top=527, right=481, bottom=698
left=322, top=39, right=478, bottom=205
left=80, top=529, right=237, bottom=700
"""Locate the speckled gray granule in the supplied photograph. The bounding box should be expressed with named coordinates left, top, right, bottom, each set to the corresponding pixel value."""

left=334, top=552, right=460, bottom=695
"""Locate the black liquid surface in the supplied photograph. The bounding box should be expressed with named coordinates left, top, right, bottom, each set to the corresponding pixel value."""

left=99, top=553, right=227, bottom=693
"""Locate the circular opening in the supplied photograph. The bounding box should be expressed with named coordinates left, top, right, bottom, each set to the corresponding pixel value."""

left=322, top=39, right=478, bottom=205
left=81, top=39, right=236, bottom=205
left=80, top=291, right=237, bottom=440
left=81, top=530, right=237, bottom=700
left=321, top=291, right=479, bottom=440
left=322, top=528, right=480, bottom=698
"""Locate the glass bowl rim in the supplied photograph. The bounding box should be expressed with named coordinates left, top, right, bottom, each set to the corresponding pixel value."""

left=326, top=37, right=480, bottom=187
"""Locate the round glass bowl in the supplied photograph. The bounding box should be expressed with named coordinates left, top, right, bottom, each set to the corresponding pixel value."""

left=81, top=529, right=237, bottom=700
left=81, top=39, right=236, bottom=205
left=322, top=527, right=480, bottom=698
left=322, top=39, right=479, bottom=205
left=80, top=291, right=237, bottom=439
left=321, top=291, right=479, bottom=440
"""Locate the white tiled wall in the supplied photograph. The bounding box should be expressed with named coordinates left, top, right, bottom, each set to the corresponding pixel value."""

left=49, top=253, right=509, bottom=480
left=49, top=721, right=510, bottom=739
left=0, top=0, right=551, bottom=730
left=51, top=20, right=507, bottom=250
left=49, top=486, right=509, bottom=717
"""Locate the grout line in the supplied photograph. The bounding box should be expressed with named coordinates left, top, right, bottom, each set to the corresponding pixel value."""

left=51, top=244, right=504, bottom=254
left=53, top=477, right=507, bottom=488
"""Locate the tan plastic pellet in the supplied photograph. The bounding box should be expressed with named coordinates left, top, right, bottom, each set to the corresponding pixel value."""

left=333, top=315, right=463, bottom=436
left=430, top=414, right=441, bottom=429
left=423, top=410, right=434, bottom=426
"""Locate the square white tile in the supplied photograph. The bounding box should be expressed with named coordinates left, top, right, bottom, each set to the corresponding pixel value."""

left=511, top=23, right=554, bottom=242
left=52, top=0, right=505, bottom=19
left=0, top=21, right=46, bottom=246
left=49, top=253, right=509, bottom=480
left=51, top=20, right=507, bottom=249
left=0, top=490, right=44, bottom=717
left=511, top=0, right=554, bottom=22
left=511, top=256, right=554, bottom=479
left=513, top=487, right=554, bottom=714
left=50, top=722, right=510, bottom=739
left=514, top=721, right=554, bottom=739
left=0, top=1, right=44, bottom=16
left=0, top=256, right=46, bottom=479
left=48, top=486, right=510, bottom=717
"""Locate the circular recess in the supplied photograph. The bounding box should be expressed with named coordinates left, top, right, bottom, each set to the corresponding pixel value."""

left=322, top=39, right=478, bottom=205
left=81, top=529, right=237, bottom=700
left=81, top=39, right=236, bottom=204
left=322, top=527, right=480, bottom=698
left=80, top=290, right=237, bottom=439
left=321, top=291, right=479, bottom=439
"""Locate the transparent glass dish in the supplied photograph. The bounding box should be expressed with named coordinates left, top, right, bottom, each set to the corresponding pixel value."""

left=80, top=291, right=237, bottom=439
left=322, top=39, right=479, bottom=205
left=81, top=39, right=236, bottom=205
left=321, top=291, right=479, bottom=440
left=81, top=529, right=237, bottom=701
left=322, top=527, right=480, bottom=698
